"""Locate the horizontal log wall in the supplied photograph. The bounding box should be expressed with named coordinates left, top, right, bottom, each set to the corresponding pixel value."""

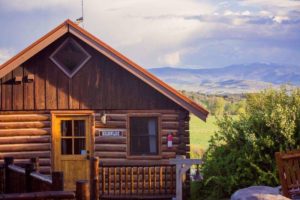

left=94, top=110, right=189, bottom=165
left=0, top=113, right=51, bottom=174
left=0, top=109, right=190, bottom=196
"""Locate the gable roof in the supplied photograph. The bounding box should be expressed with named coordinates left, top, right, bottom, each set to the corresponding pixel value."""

left=0, top=19, right=209, bottom=121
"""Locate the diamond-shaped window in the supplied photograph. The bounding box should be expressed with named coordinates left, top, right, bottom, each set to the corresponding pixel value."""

left=50, top=38, right=91, bottom=77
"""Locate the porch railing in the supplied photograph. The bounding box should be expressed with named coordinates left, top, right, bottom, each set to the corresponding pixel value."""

left=0, top=157, right=88, bottom=200
left=98, top=161, right=176, bottom=199
left=1, top=157, right=63, bottom=193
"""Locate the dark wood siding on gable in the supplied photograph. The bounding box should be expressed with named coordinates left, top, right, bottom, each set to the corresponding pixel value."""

left=0, top=34, right=181, bottom=111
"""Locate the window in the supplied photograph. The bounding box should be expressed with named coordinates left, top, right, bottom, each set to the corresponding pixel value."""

left=129, top=117, right=159, bottom=155
left=50, top=38, right=91, bottom=78
left=61, top=120, right=86, bottom=155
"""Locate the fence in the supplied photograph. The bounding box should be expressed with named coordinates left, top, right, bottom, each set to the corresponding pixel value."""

left=0, top=157, right=88, bottom=200
left=96, top=160, right=176, bottom=199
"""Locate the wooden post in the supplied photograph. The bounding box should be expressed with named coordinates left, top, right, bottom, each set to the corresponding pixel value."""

left=76, top=180, right=90, bottom=200
left=4, top=157, right=14, bottom=193
left=175, top=163, right=181, bottom=200
left=91, top=157, right=100, bottom=200
left=170, top=156, right=202, bottom=200
left=25, top=163, right=35, bottom=192
left=0, top=164, right=5, bottom=194
left=275, top=152, right=290, bottom=198
left=30, top=157, right=39, bottom=172
left=52, top=171, right=64, bottom=191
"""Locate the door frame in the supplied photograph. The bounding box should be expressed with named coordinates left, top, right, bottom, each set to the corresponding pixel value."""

left=51, top=111, right=95, bottom=186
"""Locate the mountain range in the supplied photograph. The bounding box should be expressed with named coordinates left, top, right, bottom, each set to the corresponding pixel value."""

left=149, top=63, right=300, bottom=94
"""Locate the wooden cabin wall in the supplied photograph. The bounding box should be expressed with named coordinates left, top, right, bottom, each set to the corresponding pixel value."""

left=0, top=112, right=51, bottom=175
left=0, top=34, right=181, bottom=111
left=0, top=110, right=189, bottom=172
left=94, top=110, right=190, bottom=164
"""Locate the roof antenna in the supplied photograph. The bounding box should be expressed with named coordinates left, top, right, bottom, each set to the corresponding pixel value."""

left=76, top=0, right=84, bottom=28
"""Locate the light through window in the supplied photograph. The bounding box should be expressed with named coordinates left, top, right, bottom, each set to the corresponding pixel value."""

left=130, top=117, right=158, bottom=155
left=61, top=120, right=86, bottom=155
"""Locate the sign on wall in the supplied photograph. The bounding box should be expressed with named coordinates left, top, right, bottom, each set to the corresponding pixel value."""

left=97, top=129, right=124, bottom=137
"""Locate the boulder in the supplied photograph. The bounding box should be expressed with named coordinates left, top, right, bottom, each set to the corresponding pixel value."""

left=231, top=186, right=290, bottom=200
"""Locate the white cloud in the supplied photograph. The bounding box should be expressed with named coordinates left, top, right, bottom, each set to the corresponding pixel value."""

left=242, top=10, right=251, bottom=16
left=83, top=0, right=215, bottom=67
left=0, top=49, right=12, bottom=65
left=1, top=0, right=299, bottom=67
left=273, top=15, right=290, bottom=23
left=159, top=51, right=181, bottom=66
left=240, top=0, right=300, bottom=15
left=241, top=0, right=300, bottom=8
left=1, top=0, right=77, bottom=11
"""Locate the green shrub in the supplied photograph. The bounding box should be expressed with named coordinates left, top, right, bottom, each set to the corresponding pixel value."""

left=197, top=88, right=300, bottom=199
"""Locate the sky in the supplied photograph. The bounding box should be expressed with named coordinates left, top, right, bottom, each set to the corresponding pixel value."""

left=0, top=0, right=299, bottom=68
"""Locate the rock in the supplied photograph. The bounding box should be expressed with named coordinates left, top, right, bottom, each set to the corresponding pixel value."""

left=231, top=186, right=290, bottom=200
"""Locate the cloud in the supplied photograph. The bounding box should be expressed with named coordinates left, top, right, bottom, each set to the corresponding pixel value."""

left=0, top=0, right=299, bottom=68
left=239, top=0, right=300, bottom=18
left=240, top=0, right=300, bottom=9
left=273, top=15, right=290, bottom=24
left=0, top=49, right=12, bottom=64
left=159, top=51, right=181, bottom=66
left=0, top=0, right=77, bottom=11
left=83, top=0, right=215, bottom=67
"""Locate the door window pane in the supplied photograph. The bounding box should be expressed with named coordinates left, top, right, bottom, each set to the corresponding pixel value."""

left=61, top=120, right=72, bottom=136
left=74, top=138, right=86, bottom=154
left=60, top=119, right=86, bottom=155
left=61, top=139, right=72, bottom=154
left=74, top=120, right=85, bottom=136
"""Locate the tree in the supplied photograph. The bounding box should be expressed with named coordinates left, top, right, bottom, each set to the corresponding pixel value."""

left=210, top=97, right=225, bottom=115
left=197, top=88, right=300, bottom=199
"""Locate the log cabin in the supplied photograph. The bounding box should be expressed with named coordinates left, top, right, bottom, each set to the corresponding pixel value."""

left=0, top=19, right=208, bottom=199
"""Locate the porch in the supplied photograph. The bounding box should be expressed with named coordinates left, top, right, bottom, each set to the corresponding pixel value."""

left=0, top=156, right=200, bottom=200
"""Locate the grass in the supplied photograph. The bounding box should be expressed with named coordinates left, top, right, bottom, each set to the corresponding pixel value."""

left=189, top=115, right=218, bottom=150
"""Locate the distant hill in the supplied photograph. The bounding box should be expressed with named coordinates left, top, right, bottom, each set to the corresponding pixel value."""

left=149, top=63, right=300, bottom=94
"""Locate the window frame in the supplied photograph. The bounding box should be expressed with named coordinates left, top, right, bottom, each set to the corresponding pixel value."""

left=127, top=113, right=162, bottom=159
left=49, top=37, right=91, bottom=78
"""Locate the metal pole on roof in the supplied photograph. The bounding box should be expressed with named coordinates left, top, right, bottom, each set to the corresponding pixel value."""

left=82, top=0, right=84, bottom=28
left=76, top=0, right=84, bottom=28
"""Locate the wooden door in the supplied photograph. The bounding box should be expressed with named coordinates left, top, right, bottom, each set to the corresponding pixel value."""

left=52, top=115, right=91, bottom=190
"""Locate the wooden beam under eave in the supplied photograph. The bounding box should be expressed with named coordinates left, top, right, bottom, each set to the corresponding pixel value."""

left=0, top=24, right=68, bottom=79
left=69, top=27, right=208, bottom=121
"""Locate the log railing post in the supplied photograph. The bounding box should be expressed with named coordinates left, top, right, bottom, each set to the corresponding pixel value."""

left=76, top=180, right=90, bottom=200
left=91, top=157, right=99, bottom=200
left=170, top=156, right=202, bottom=200
left=30, top=157, right=39, bottom=172
left=0, top=164, right=4, bottom=194
left=52, top=171, right=64, bottom=191
left=25, top=163, right=36, bottom=192
left=4, top=157, right=14, bottom=193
